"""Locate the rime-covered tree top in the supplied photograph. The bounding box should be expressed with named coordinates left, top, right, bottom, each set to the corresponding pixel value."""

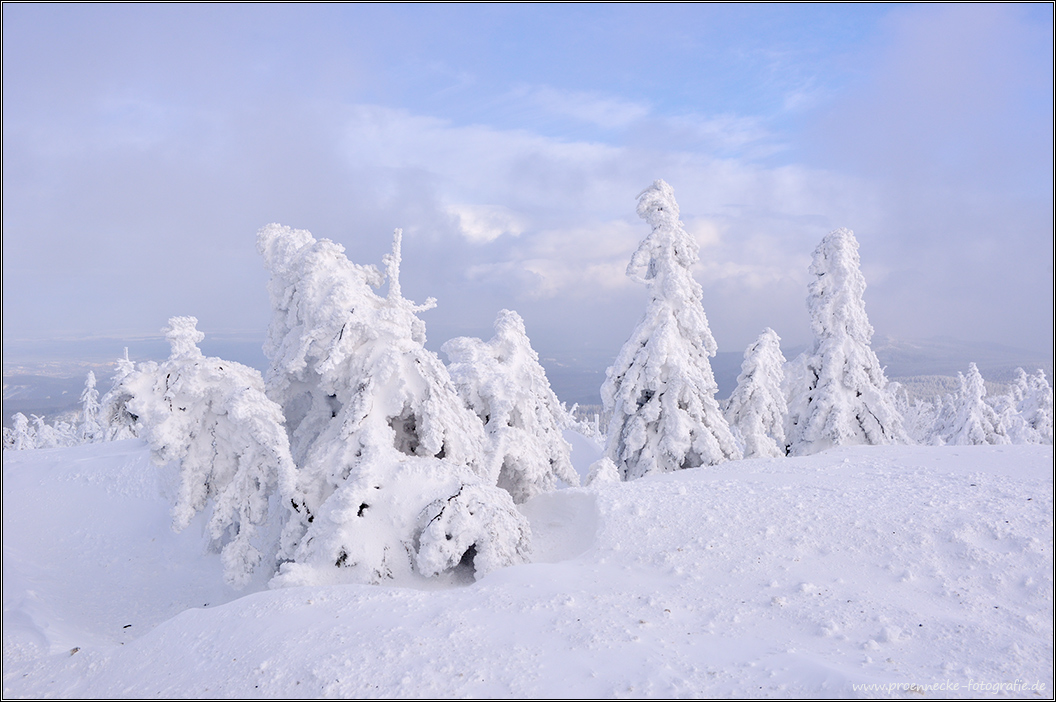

left=165, top=316, right=207, bottom=359
left=807, top=227, right=873, bottom=349
left=624, top=180, right=716, bottom=356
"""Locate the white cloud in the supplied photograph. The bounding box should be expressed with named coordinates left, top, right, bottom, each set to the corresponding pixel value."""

left=329, top=102, right=887, bottom=351
left=664, top=113, right=776, bottom=156
left=447, top=204, right=526, bottom=243
left=683, top=217, right=722, bottom=248
left=514, top=85, right=651, bottom=130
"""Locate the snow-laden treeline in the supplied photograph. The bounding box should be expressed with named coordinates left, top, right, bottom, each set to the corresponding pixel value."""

left=4, top=179, right=1052, bottom=591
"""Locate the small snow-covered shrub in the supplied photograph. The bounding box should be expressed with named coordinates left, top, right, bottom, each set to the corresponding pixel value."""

left=416, top=479, right=532, bottom=580
left=271, top=455, right=529, bottom=586
left=892, top=384, right=941, bottom=445
left=585, top=457, right=621, bottom=486
left=29, top=414, right=77, bottom=448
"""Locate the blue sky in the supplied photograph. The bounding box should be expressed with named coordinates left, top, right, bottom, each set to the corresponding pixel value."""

left=3, top=4, right=1053, bottom=369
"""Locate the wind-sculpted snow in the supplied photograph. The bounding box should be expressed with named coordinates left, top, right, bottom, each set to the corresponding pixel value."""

left=4, top=441, right=1052, bottom=698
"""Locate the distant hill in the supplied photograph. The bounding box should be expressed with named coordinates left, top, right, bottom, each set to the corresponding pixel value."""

left=4, top=334, right=1052, bottom=425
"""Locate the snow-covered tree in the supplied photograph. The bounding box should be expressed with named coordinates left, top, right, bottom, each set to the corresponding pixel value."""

left=443, top=309, right=579, bottom=503
left=258, top=225, right=530, bottom=586
left=891, top=383, right=940, bottom=445
left=30, top=414, right=76, bottom=448
left=786, top=227, right=906, bottom=455
left=1001, top=368, right=1054, bottom=445
left=932, top=363, right=1010, bottom=446
left=117, top=316, right=300, bottom=587
left=602, top=180, right=741, bottom=480
left=79, top=371, right=103, bottom=443
left=5, top=413, right=35, bottom=450
left=724, top=328, right=787, bottom=458
left=100, top=349, right=140, bottom=441
left=1022, top=369, right=1054, bottom=444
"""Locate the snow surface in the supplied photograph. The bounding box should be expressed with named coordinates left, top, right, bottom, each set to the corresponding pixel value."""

left=4, top=437, right=1052, bottom=698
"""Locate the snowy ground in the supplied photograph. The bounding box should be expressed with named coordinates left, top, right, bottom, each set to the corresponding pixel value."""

left=3, top=436, right=1052, bottom=698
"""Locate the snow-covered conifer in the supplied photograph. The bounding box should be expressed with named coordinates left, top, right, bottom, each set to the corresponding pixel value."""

left=79, top=371, right=103, bottom=443
left=992, top=369, right=1032, bottom=444
left=891, top=384, right=941, bottom=445
left=602, top=180, right=740, bottom=480
left=117, top=317, right=299, bottom=587
left=7, top=413, right=35, bottom=450
left=30, top=414, right=76, bottom=448
left=258, top=225, right=530, bottom=586
left=932, top=363, right=1010, bottom=446
left=1013, top=368, right=1054, bottom=444
left=724, top=328, right=787, bottom=458
left=443, top=309, right=579, bottom=503
left=786, top=228, right=906, bottom=455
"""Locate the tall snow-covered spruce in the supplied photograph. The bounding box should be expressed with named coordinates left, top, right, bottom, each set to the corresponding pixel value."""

left=443, top=309, right=580, bottom=504
left=602, top=180, right=740, bottom=480
left=79, top=371, right=102, bottom=443
left=786, top=228, right=906, bottom=455
left=257, top=225, right=530, bottom=586
left=724, top=328, right=788, bottom=458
